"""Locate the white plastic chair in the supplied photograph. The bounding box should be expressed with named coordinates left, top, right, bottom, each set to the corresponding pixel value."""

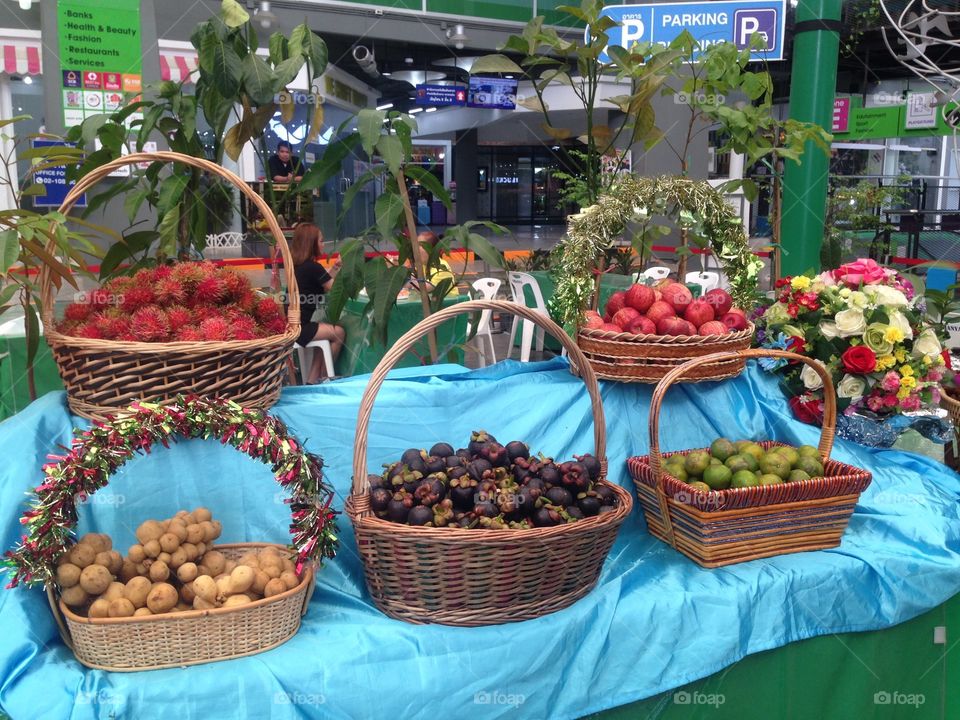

left=0, top=316, right=43, bottom=337
left=204, top=232, right=244, bottom=259
left=685, top=271, right=720, bottom=295
left=507, top=271, right=549, bottom=362
left=636, top=266, right=671, bottom=284
left=469, top=278, right=501, bottom=367
left=294, top=340, right=334, bottom=384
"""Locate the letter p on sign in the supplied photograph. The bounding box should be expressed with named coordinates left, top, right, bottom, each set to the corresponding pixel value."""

left=622, top=19, right=645, bottom=48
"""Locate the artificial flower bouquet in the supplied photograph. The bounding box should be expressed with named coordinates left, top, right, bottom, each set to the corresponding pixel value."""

left=754, top=258, right=948, bottom=432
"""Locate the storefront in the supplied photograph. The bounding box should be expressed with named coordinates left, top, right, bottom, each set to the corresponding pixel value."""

left=475, top=145, right=576, bottom=225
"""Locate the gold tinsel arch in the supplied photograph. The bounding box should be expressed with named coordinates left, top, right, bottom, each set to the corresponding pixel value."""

left=550, top=175, right=763, bottom=326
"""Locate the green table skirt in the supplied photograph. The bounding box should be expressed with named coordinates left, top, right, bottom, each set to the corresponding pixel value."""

left=336, top=294, right=469, bottom=377
left=0, top=338, right=62, bottom=421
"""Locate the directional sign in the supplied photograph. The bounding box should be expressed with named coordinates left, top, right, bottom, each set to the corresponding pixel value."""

left=596, top=1, right=787, bottom=63
left=30, top=140, right=85, bottom=208
left=415, top=84, right=467, bottom=107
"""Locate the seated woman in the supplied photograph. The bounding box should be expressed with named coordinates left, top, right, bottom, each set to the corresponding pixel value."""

left=289, top=223, right=346, bottom=383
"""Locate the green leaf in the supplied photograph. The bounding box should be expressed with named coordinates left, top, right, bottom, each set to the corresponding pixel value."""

left=464, top=232, right=506, bottom=269
left=289, top=22, right=310, bottom=58
left=338, top=166, right=384, bottom=219
left=123, top=188, right=149, bottom=224
left=305, top=31, right=328, bottom=78
left=157, top=205, right=180, bottom=258
left=157, top=174, right=189, bottom=214
left=24, top=301, right=39, bottom=367
left=325, top=238, right=364, bottom=322
left=0, top=282, right=19, bottom=309
left=99, top=230, right=158, bottom=279
left=372, top=264, right=410, bottom=338
left=273, top=56, right=304, bottom=89
left=469, top=54, right=524, bottom=75
left=357, top=109, right=385, bottom=156
left=220, top=0, right=249, bottom=27
left=405, top=165, right=450, bottom=208
left=268, top=32, right=288, bottom=64
left=298, top=133, right=361, bottom=193
left=0, top=229, right=19, bottom=273
left=202, top=30, right=242, bottom=98
left=375, top=193, right=404, bottom=240
left=376, top=135, right=403, bottom=175
left=241, top=52, right=276, bottom=105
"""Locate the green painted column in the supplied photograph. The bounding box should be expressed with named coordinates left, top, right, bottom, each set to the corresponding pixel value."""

left=780, top=0, right=842, bottom=276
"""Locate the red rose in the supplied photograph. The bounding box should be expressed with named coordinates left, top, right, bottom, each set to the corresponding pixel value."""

left=841, top=345, right=877, bottom=374
left=789, top=395, right=823, bottom=425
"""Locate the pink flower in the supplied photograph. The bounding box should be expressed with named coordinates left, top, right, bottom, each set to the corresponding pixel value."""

left=924, top=367, right=945, bottom=383
left=816, top=271, right=837, bottom=286
left=899, top=395, right=921, bottom=411
left=882, top=394, right=899, bottom=407
left=833, top=258, right=887, bottom=287
left=866, top=396, right=885, bottom=412
left=881, top=371, right=901, bottom=392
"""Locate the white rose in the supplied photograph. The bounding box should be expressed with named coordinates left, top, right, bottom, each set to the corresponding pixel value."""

left=834, top=308, right=867, bottom=337
left=912, top=328, right=942, bottom=358
left=870, top=285, right=909, bottom=307
left=801, top=362, right=825, bottom=390
left=837, top=374, right=867, bottom=399
left=849, top=291, right=869, bottom=308
left=887, top=310, right=914, bottom=341
left=819, top=320, right=840, bottom=339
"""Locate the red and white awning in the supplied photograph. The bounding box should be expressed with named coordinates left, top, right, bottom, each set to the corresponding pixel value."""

left=1, top=43, right=41, bottom=76
left=159, top=52, right=198, bottom=84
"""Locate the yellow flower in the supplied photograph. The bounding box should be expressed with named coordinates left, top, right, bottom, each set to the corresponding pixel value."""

left=884, top=327, right=905, bottom=343
left=894, top=349, right=907, bottom=363
left=791, top=276, right=812, bottom=290
left=938, top=355, right=946, bottom=366
left=901, top=376, right=917, bottom=389
left=877, top=354, right=895, bottom=370
left=923, top=356, right=932, bottom=365
left=839, top=288, right=852, bottom=298
left=900, top=365, right=914, bottom=377
left=897, top=387, right=911, bottom=400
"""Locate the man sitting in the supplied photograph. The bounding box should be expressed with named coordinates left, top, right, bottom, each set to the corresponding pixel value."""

left=268, top=141, right=303, bottom=183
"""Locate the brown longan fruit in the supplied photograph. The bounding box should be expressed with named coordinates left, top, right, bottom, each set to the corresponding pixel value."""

left=180, top=582, right=196, bottom=604
left=168, top=548, right=187, bottom=570
left=174, top=510, right=190, bottom=520
left=202, top=551, right=226, bottom=576
left=223, top=560, right=237, bottom=575
left=55, top=563, right=81, bottom=588
left=229, top=566, right=255, bottom=594
left=148, top=561, right=170, bottom=583
left=185, top=524, right=204, bottom=544
left=79, top=564, right=112, bottom=595
left=88, top=598, right=111, bottom=619
left=199, top=521, right=217, bottom=543
left=263, top=578, right=286, bottom=598
left=222, top=594, right=251, bottom=608
left=104, top=551, right=123, bottom=575
left=135, top=562, right=148, bottom=576
left=68, top=543, right=96, bottom=569
left=61, top=585, right=89, bottom=607
left=279, top=571, right=299, bottom=591
left=181, top=542, right=198, bottom=562
left=261, top=564, right=281, bottom=580
left=192, top=576, right=218, bottom=604
left=80, top=533, right=111, bottom=553
left=251, top=569, right=269, bottom=596
left=193, top=507, right=212, bottom=523
left=124, top=577, right=152, bottom=608
left=167, top=521, right=188, bottom=543
left=143, top=540, right=161, bottom=559
left=127, top=544, right=146, bottom=563
left=146, top=583, right=178, bottom=614
left=280, top=557, right=296, bottom=575
left=194, top=542, right=207, bottom=558
left=108, top=598, right=135, bottom=617
left=157, top=552, right=172, bottom=566
left=215, top=575, right=233, bottom=598
left=238, top=552, right=260, bottom=568
left=119, top=560, right=139, bottom=583
left=161, top=519, right=171, bottom=530
left=133, top=607, right=153, bottom=617
left=174, top=602, right=191, bottom=613
left=135, top=520, right=164, bottom=545
left=210, top=521, right=222, bottom=540
left=177, top=562, right=198, bottom=583
left=159, top=533, right=180, bottom=554
left=193, top=596, right=216, bottom=610
left=103, top=582, right=126, bottom=602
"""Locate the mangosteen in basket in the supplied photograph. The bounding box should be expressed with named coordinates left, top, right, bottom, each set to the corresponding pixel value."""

left=508, top=519, right=532, bottom=530
left=540, top=463, right=560, bottom=487
left=478, top=515, right=508, bottom=530
left=468, top=430, right=498, bottom=456
left=401, top=447, right=425, bottom=467
left=522, top=477, right=546, bottom=499
left=407, top=506, right=434, bottom=526
left=560, top=462, right=590, bottom=493
left=456, top=514, right=478, bottom=529
left=432, top=499, right=454, bottom=527
left=565, top=506, right=585, bottom=521
left=467, top=458, right=493, bottom=482
left=577, top=493, right=602, bottom=517
left=387, top=492, right=414, bottom=523
left=368, top=473, right=389, bottom=491
left=430, top=442, right=455, bottom=458
left=594, top=485, right=616, bottom=506
left=532, top=505, right=563, bottom=527
left=424, top=455, right=446, bottom=474
left=456, top=448, right=472, bottom=461
left=370, top=487, right=393, bottom=513
left=445, top=455, right=466, bottom=469
left=414, top=477, right=446, bottom=506
left=478, top=442, right=509, bottom=468
left=506, top=441, right=530, bottom=462
left=475, top=478, right=498, bottom=504
left=546, top=486, right=574, bottom=508
left=474, top=501, right=499, bottom=519
left=598, top=505, right=617, bottom=516
left=449, top=476, right=479, bottom=511
left=574, top=453, right=601, bottom=481
left=447, top=466, right=468, bottom=482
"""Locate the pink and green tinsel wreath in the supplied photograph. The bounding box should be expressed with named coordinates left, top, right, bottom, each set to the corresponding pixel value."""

left=3, top=396, right=339, bottom=588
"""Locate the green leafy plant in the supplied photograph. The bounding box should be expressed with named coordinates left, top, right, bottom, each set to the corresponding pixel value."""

left=821, top=179, right=910, bottom=268
left=924, top=281, right=960, bottom=342
left=504, top=249, right=553, bottom=273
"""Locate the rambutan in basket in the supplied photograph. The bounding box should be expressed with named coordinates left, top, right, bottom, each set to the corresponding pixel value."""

left=628, top=349, right=873, bottom=568
left=345, top=299, right=633, bottom=626
left=39, top=151, right=300, bottom=420
left=577, top=323, right=754, bottom=384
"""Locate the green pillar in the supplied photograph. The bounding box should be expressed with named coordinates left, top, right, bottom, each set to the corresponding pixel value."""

left=780, top=0, right=842, bottom=276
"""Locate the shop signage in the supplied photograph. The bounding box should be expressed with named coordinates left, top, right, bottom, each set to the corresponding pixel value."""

left=596, top=0, right=787, bottom=63
left=30, top=140, right=86, bottom=208
left=832, top=97, right=850, bottom=133
left=832, top=95, right=958, bottom=139
left=57, top=0, right=142, bottom=130
left=905, top=92, right=938, bottom=130
left=415, top=84, right=467, bottom=107
left=467, top=77, right=518, bottom=110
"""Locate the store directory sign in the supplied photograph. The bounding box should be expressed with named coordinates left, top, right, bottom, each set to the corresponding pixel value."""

left=467, top=77, right=517, bottom=110
left=415, top=84, right=467, bottom=107
left=596, top=1, right=787, bottom=63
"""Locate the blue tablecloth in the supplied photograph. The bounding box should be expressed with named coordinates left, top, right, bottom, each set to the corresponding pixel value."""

left=0, top=360, right=959, bottom=720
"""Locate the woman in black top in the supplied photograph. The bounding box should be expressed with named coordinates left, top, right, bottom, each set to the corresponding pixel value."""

left=290, top=223, right=345, bottom=383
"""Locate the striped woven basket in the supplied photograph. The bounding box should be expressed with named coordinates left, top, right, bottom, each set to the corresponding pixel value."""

left=941, top=389, right=960, bottom=432
left=628, top=349, right=872, bottom=568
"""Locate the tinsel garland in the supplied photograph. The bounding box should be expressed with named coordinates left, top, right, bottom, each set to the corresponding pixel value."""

left=550, top=174, right=764, bottom=326
left=3, top=397, right=339, bottom=588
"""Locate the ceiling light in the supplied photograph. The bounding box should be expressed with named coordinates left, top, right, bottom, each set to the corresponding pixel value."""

left=445, top=23, right=468, bottom=51
left=382, top=72, right=391, bottom=77
left=409, top=108, right=423, bottom=114
left=505, top=75, right=514, bottom=79
left=17, top=0, right=31, bottom=9
left=404, top=57, right=414, bottom=65
left=377, top=102, right=393, bottom=110
left=425, top=107, right=437, bottom=113
left=256, top=1, right=277, bottom=29
left=22, top=75, right=32, bottom=84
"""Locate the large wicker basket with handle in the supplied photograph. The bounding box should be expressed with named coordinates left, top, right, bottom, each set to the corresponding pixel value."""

left=39, top=151, right=300, bottom=420
left=345, top=299, right=632, bottom=626
left=628, top=349, right=872, bottom=567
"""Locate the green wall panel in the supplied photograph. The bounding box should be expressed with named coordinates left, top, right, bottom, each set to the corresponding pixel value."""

left=427, top=0, right=533, bottom=23
left=335, top=0, right=421, bottom=10
left=538, top=0, right=586, bottom=27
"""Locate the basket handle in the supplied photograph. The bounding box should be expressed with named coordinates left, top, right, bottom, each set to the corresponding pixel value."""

left=648, top=348, right=836, bottom=548
left=349, top=299, right=607, bottom=502
left=38, top=150, right=299, bottom=328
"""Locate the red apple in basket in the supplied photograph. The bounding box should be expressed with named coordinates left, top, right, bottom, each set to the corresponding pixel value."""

left=722, top=310, right=749, bottom=331
left=683, top=300, right=715, bottom=328
left=612, top=307, right=642, bottom=330
left=703, top=288, right=733, bottom=316
left=682, top=320, right=698, bottom=336
left=657, top=316, right=689, bottom=335
left=628, top=316, right=657, bottom=335
left=698, top=320, right=729, bottom=336
left=600, top=322, right=623, bottom=333
left=625, top=284, right=656, bottom=313
left=583, top=313, right=605, bottom=330
left=660, top=283, right=693, bottom=313
left=645, top=300, right=676, bottom=326
left=605, top=291, right=627, bottom=318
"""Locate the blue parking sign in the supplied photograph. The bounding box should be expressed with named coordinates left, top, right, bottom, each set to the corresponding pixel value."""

left=30, top=140, right=85, bottom=208
left=596, top=1, right=787, bottom=63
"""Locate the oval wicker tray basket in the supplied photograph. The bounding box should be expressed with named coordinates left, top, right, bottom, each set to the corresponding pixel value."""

left=628, top=349, right=872, bottom=567
left=345, top=299, right=633, bottom=626
left=48, top=543, right=314, bottom=672
left=577, top=322, right=754, bottom=384
left=39, top=151, right=300, bottom=420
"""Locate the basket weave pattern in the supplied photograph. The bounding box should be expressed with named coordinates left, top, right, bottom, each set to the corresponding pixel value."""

left=40, top=151, right=300, bottom=420
left=51, top=544, right=314, bottom=672
left=347, top=300, right=632, bottom=626
left=577, top=324, right=754, bottom=383
left=628, top=349, right=872, bottom=568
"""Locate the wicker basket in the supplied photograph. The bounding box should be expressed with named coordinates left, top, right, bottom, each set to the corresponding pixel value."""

left=941, top=388, right=960, bottom=431
left=47, top=543, right=314, bottom=672
left=345, top=299, right=632, bottom=626
left=39, top=151, right=300, bottom=420
left=628, top=349, right=873, bottom=568
left=577, top=323, right=754, bottom=383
